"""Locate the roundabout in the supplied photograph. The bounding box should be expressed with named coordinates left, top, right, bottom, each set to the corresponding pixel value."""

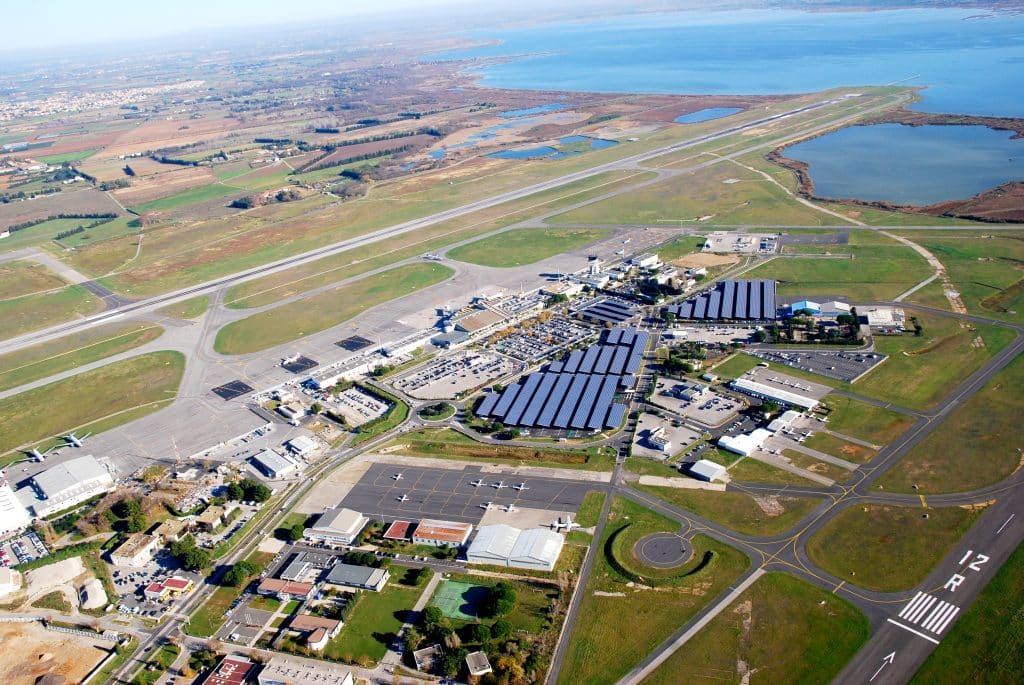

left=634, top=532, right=693, bottom=569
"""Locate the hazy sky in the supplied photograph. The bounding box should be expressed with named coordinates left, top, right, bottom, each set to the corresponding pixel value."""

left=4, top=0, right=483, bottom=51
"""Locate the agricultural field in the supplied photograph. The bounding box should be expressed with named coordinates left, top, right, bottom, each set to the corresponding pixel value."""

left=0, top=322, right=163, bottom=392
left=641, top=573, right=869, bottom=685
left=559, top=497, right=749, bottom=685
left=222, top=170, right=651, bottom=308
left=0, top=187, right=123, bottom=232
left=0, top=350, right=184, bottom=456
left=743, top=243, right=933, bottom=301
left=112, top=166, right=219, bottom=206
left=805, top=503, right=983, bottom=592
left=878, top=353, right=1024, bottom=494
left=386, top=427, right=616, bottom=471
left=213, top=262, right=454, bottom=354
left=636, top=486, right=821, bottom=537
left=0, top=260, right=66, bottom=299
left=0, top=218, right=92, bottom=252
left=910, top=540, right=1024, bottom=685
left=130, top=181, right=240, bottom=213
left=549, top=160, right=850, bottom=227
left=0, top=284, right=105, bottom=342
left=447, top=227, right=611, bottom=267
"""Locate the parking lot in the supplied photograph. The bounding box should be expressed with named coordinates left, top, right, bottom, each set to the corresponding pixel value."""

left=632, top=413, right=703, bottom=459
left=649, top=381, right=744, bottom=427
left=394, top=352, right=521, bottom=400
left=111, top=555, right=201, bottom=619
left=740, top=365, right=834, bottom=401
left=1, top=531, right=48, bottom=567
left=326, top=387, right=389, bottom=427
left=491, top=316, right=594, bottom=361
left=339, top=463, right=593, bottom=525
left=746, top=349, right=887, bottom=383
left=668, top=325, right=759, bottom=346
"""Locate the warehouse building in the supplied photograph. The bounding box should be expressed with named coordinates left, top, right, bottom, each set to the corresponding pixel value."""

left=467, top=525, right=565, bottom=571
left=325, top=562, right=390, bottom=592
left=304, top=507, right=368, bottom=546
left=665, top=279, right=777, bottom=322
left=412, top=519, right=473, bottom=548
left=251, top=449, right=302, bottom=479
left=23, top=455, right=114, bottom=517
left=257, top=656, right=353, bottom=685
left=0, top=483, right=31, bottom=536
left=718, top=428, right=773, bottom=457
left=476, top=327, right=646, bottom=431
left=688, top=459, right=727, bottom=482
left=767, top=409, right=803, bottom=433
left=729, top=378, right=819, bottom=411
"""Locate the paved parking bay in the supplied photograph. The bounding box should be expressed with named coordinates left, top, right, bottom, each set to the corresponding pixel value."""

left=746, top=349, right=887, bottom=383
left=339, top=463, right=593, bottom=525
left=211, top=380, right=254, bottom=400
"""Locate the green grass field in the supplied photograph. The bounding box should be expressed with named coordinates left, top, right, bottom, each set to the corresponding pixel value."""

left=559, top=497, right=750, bottom=685
left=324, top=568, right=422, bottom=665
left=819, top=394, right=915, bottom=446
left=802, top=432, right=876, bottom=463
left=0, top=260, right=66, bottom=299
left=652, top=235, right=706, bottom=262
left=0, top=322, right=162, bottom=392
left=727, top=456, right=822, bottom=487
left=574, top=491, right=606, bottom=527
left=447, top=227, right=611, bottom=267
left=782, top=450, right=854, bottom=482
left=38, top=149, right=98, bottom=164
left=0, top=218, right=85, bottom=252
left=214, top=262, right=454, bottom=354
left=637, top=486, right=821, bottom=537
left=641, top=572, right=869, bottom=685
left=131, top=643, right=179, bottom=685
left=743, top=244, right=933, bottom=301
left=388, top=427, right=616, bottom=471
left=878, top=352, right=1024, bottom=494
left=0, top=284, right=105, bottom=342
left=0, top=350, right=184, bottom=455
left=910, top=539, right=1024, bottom=684
left=131, top=182, right=240, bottom=213
left=158, top=295, right=209, bottom=319
left=806, top=503, right=983, bottom=592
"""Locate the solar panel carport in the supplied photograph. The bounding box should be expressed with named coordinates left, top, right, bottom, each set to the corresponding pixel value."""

left=666, top=279, right=777, bottom=321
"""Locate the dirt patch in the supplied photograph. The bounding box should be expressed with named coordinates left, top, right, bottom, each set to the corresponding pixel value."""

left=749, top=495, right=785, bottom=517
left=981, top=277, right=1024, bottom=313
left=0, top=621, right=111, bottom=685
left=671, top=252, right=741, bottom=269
left=26, top=557, right=85, bottom=598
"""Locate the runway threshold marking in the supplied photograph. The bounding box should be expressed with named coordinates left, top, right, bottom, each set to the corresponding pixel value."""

left=892, top=591, right=960, bottom=640
left=886, top=618, right=940, bottom=645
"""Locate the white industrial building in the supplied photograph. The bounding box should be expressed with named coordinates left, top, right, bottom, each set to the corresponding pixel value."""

left=718, top=428, right=773, bottom=457
left=729, top=378, right=818, bottom=411
left=303, top=507, right=368, bottom=546
left=251, top=449, right=301, bottom=479
left=467, top=525, right=565, bottom=571
left=688, top=459, right=727, bottom=482
left=768, top=409, right=803, bottom=433
left=257, top=656, right=354, bottom=685
left=286, top=436, right=317, bottom=457
left=22, top=455, right=114, bottom=517
left=0, top=567, right=22, bottom=598
left=381, top=329, right=436, bottom=358
left=109, top=533, right=160, bottom=567
left=631, top=253, right=662, bottom=270
left=0, top=483, right=31, bottom=537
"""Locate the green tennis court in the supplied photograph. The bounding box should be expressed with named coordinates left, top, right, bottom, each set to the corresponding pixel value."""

left=429, top=580, right=489, bottom=621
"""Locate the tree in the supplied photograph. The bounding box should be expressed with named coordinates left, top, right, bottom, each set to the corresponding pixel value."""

left=180, top=546, right=212, bottom=571
left=226, top=481, right=244, bottom=501
left=491, top=619, right=513, bottom=641
left=467, top=623, right=491, bottom=643
left=403, top=627, right=423, bottom=654
left=223, top=560, right=260, bottom=587
left=422, top=606, right=444, bottom=629
left=288, top=523, right=305, bottom=541
left=481, top=582, right=517, bottom=618
left=126, top=511, right=147, bottom=533
left=310, top=402, right=323, bottom=414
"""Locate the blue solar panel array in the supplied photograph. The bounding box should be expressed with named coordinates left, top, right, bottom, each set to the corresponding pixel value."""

left=476, top=326, right=648, bottom=430
left=666, top=279, right=777, bottom=321
left=579, top=298, right=640, bottom=325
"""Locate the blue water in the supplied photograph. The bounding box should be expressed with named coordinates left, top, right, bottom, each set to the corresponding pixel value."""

left=432, top=9, right=1024, bottom=117
left=785, top=124, right=1024, bottom=206
left=488, top=136, right=619, bottom=160
left=428, top=149, right=446, bottom=160
left=500, top=103, right=567, bottom=118
left=675, top=107, right=743, bottom=124
left=490, top=145, right=560, bottom=160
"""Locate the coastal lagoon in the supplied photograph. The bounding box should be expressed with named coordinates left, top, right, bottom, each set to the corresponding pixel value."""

left=784, top=124, right=1024, bottom=206
left=434, top=8, right=1024, bottom=117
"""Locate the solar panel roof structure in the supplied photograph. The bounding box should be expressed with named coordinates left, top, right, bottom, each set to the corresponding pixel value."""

left=579, top=298, right=641, bottom=325
left=476, top=326, right=648, bottom=430
left=666, top=280, right=777, bottom=321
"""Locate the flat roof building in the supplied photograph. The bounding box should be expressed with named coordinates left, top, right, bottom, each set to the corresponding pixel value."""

left=196, top=505, right=226, bottom=532
left=730, top=378, right=818, bottom=411
left=466, top=651, right=493, bottom=677
left=304, top=507, right=368, bottom=546
left=412, top=519, right=473, bottom=548
left=0, top=483, right=31, bottom=536
left=256, top=578, right=315, bottom=601
left=325, top=562, right=390, bottom=592
left=200, top=656, right=255, bottom=685
left=25, top=455, right=114, bottom=517
left=251, top=449, right=301, bottom=479
left=767, top=409, right=802, bottom=433
left=286, top=436, right=317, bottom=457
left=257, top=656, right=353, bottom=685
left=0, top=567, right=22, bottom=598
left=110, top=533, right=159, bottom=568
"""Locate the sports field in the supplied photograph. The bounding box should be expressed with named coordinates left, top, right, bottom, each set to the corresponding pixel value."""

left=429, top=579, right=488, bottom=621
left=447, top=227, right=611, bottom=267
left=640, top=572, right=869, bottom=685
left=214, top=262, right=454, bottom=354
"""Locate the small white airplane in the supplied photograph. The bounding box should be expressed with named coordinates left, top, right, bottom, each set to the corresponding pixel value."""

left=64, top=432, right=91, bottom=448
left=513, top=482, right=529, bottom=491
left=503, top=504, right=518, bottom=513
left=551, top=515, right=581, bottom=532
left=26, top=446, right=59, bottom=462
left=396, top=494, right=410, bottom=502
left=492, top=481, right=508, bottom=489
left=479, top=501, right=493, bottom=510
left=470, top=479, right=485, bottom=488
left=392, top=473, right=404, bottom=481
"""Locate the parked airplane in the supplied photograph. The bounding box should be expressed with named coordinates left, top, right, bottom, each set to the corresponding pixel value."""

left=26, top=446, right=59, bottom=462
left=470, top=479, right=485, bottom=488
left=492, top=481, right=508, bottom=489
left=513, top=482, right=529, bottom=491
left=392, top=473, right=404, bottom=481
left=396, top=494, right=410, bottom=502
left=64, top=432, right=91, bottom=448
left=551, top=515, right=581, bottom=531
left=504, top=504, right=518, bottom=513
left=479, top=501, right=493, bottom=510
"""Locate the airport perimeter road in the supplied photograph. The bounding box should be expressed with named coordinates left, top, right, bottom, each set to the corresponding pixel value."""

left=0, top=92, right=907, bottom=358
left=834, top=496, right=1023, bottom=685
